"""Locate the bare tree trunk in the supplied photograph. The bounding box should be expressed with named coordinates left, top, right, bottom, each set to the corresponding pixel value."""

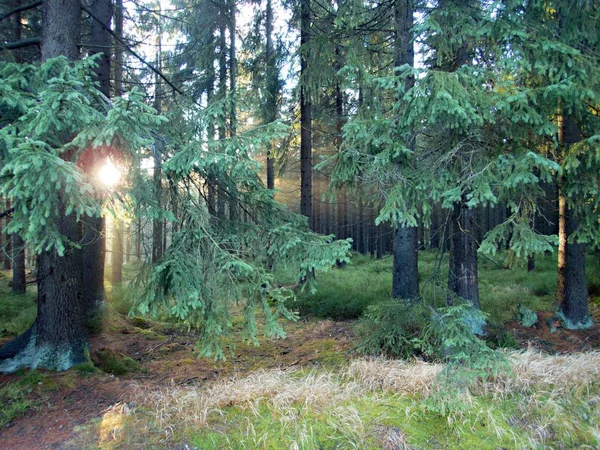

left=447, top=198, right=480, bottom=308
left=555, top=115, right=591, bottom=329
left=300, top=0, right=312, bottom=223
left=12, top=233, right=26, bottom=294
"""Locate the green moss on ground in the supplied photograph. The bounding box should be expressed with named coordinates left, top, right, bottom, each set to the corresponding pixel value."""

left=94, top=348, right=140, bottom=376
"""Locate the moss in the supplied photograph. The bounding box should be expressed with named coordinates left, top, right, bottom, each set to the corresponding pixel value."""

left=557, top=311, right=594, bottom=330
left=516, top=304, right=539, bottom=327
left=132, top=327, right=165, bottom=340
left=94, top=348, right=141, bottom=376
left=128, top=316, right=151, bottom=329
left=73, top=361, right=98, bottom=373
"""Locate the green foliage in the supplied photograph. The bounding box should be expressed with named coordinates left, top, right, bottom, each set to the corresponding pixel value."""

left=357, top=301, right=430, bottom=358
left=94, top=348, right=140, bottom=376
left=0, top=274, right=36, bottom=338
left=516, top=304, right=538, bottom=328
left=0, top=57, right=166, bottom=255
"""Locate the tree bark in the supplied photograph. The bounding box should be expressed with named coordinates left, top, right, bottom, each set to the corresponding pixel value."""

left=3, top=200, right=12, bottom=270
left=111, top=219, right=123, bottom=283
left=82, top=0, right=112, bottom=312
left=152, top=37, right=164, bottom=263
left=447, top=198, right=480, bottom=308
left=228, top=0, right=239, bottom=223
left=265, top=0, right=276, bottom=190
left=391, top=0, right=419, bottom=301
left=555, top=115, right=591, bottom=329
left=300, top=0, right=312, bottom=223
left=1, top=0, right=89, bottom=373
left=12, top=233, right=26, bottom=294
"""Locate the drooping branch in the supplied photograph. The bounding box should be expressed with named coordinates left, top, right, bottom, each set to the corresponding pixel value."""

left=0, top=0, right=42, bottom=23
left=0, top=207, right=15, bottom=219
left=81, top=3, right=184, bottom=97
left=0, top=37, right=41, bottom=51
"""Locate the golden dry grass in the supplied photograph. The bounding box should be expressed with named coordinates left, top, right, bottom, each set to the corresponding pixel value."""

left=87, top=350, right=600, bottom=449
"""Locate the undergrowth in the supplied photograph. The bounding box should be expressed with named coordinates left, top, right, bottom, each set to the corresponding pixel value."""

left=67, top=350, right=600, bottom=449
left=293, top=250, right=598, bottom=325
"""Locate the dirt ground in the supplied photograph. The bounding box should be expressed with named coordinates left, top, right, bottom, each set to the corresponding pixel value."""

left=0, top=316, right=355, bottom=450
left=0, top=306, right=599, bottom=450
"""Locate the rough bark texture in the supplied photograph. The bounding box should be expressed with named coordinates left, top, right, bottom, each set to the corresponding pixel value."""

left=0, top=0, right=90, bottom=374
left=0, top=0, right=89, bottom=373
left=300, top=0, right=312, bottom=222
left=447, top=199, right=480, bottom=308
left=12, top=233, right=26, bottom=294
left=555, top=116, right=592, bottom=329
left=391, top=0, right=419, bottom=301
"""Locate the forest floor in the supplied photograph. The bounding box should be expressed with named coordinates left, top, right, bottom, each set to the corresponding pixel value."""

left=0, top=252, right=599, bottom=449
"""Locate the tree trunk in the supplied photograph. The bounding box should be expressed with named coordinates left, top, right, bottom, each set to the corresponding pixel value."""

left=124, top=224, right=130, bottom=263
left=3, top=200, right=12, bottom=271
left=265, top=0, right=276, bottom=190
left=228, top=0, right=239, bottom=223
left=1, top=0, right=88, bottom=373
left=111, top=219, right=123, bottom=283
left=300, top=0, right=312, bottom=223
left=206, top=25, right=217, bottom=213
left=555, top=116, right=591, bottom=329
left=82, top=0, right=112, bottom=312
left=152, top=44, right=164, bottom=263
left=217, top=21, right=227, bottom=220
left=391, top=0, right=419, bottom=301
left=447, top=198, right=480, bottom=308
left=12, top=233, right=26, bottom=294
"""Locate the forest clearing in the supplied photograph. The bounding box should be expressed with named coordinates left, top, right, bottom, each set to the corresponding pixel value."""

left=1, top=0, right=600, bottom=448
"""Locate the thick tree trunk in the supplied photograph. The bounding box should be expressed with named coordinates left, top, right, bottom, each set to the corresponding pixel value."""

left=555, top=116, right=591, bottom=329
left=447, top=198, right=480, bottom=308
left=12, top=233, right=26, bottom=294
left=0, top=0, right=89, bottom=373
left=300, top=0, right=312, bottom=223
left=82, top=0, right=112, bottom=312
left=391, top=0, right=419, bottom=300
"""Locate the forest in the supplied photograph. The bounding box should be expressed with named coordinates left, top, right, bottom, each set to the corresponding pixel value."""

left=0, top=0, right=599, bottom=448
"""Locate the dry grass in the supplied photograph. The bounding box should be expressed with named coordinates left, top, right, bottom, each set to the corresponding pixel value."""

left=82, top=350, right=600, bottom=449
left=146, top=369, right=364, bottom=433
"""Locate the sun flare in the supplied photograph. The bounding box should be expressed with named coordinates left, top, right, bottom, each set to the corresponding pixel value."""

left=97, top=158, right=121, bottom=188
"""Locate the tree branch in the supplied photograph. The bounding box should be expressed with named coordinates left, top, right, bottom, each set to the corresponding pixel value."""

left=0, top=37, right=41, bottom=51
left=0, top=207, right=15, bottom=219
left=0, top=0, right=42, bottom=23
left=81, top=3, right=185, bottom=97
